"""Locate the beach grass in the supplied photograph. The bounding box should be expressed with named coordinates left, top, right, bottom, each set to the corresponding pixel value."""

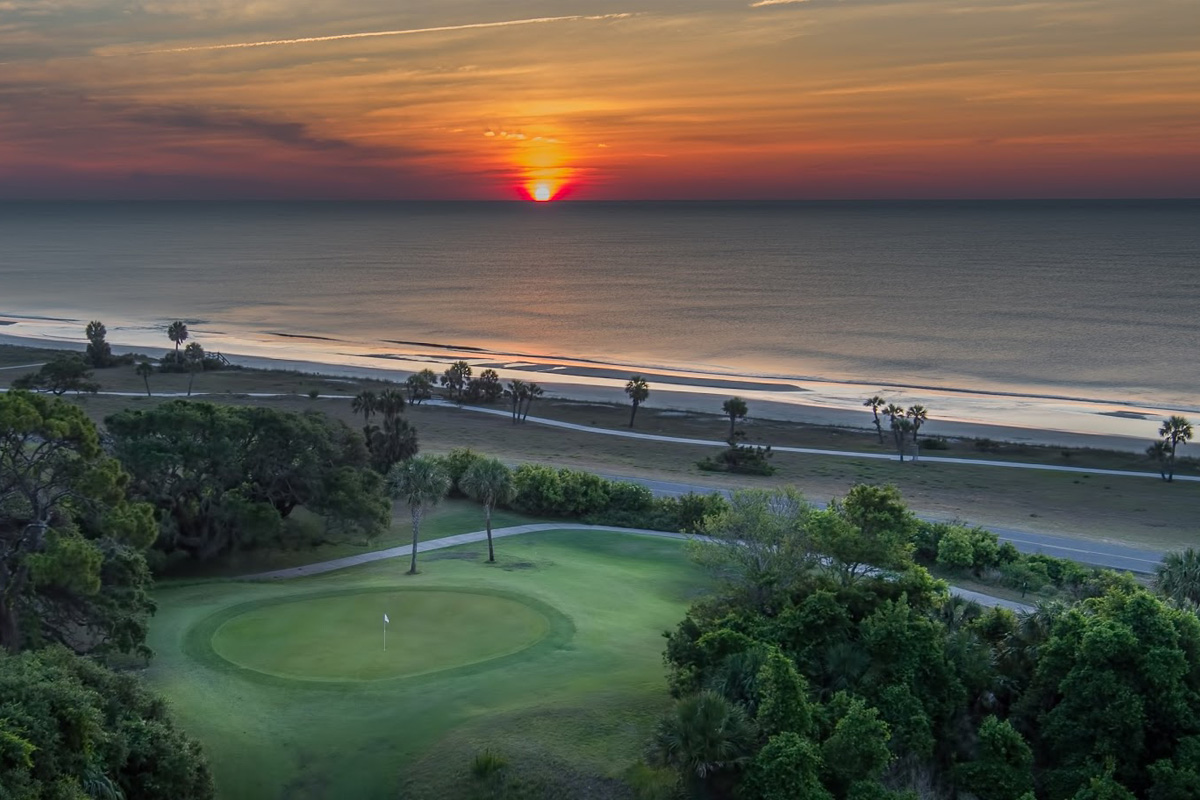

left=146, top=530, right=706, bottom=799
left=4, top=345, right=1197, bottom=552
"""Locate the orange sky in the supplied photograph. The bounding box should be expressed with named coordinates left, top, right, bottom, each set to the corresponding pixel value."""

left=1, top=0, right=1197, bottom=199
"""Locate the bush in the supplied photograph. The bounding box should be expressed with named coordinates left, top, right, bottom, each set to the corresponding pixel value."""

left=439, top=448, right=486, bottom=496
left=662, top=491, right=730, bottom=533
left=936, top=528, right=975, bottom=571
left=698, top=444, right=776, bottom=476
left=921, top=437, right=950, bottom=451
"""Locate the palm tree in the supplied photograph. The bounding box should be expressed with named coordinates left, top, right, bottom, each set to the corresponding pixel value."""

left=167, top=321, right=188, bottom=354
left=625, top=375, right=650, bottom=428
left=906, top=404, right=928, bottom=444
left=1159, top=415, right=1194, bottom=482
left=506, top=379, right=527, bottom=423
left=864, top=396, right=886, bottom=443
left=352, top=390, right=378, bottom=438
left=522, top=382, right=543, bottom=421
left=1156, top=548, right=1200, bottom=607
left=884, top=403, right=907, bottom=461
left=1147, top=440, right=1171, bottom=481
left=649, top=691, right=755, bottom=795
left=387, top=457, right=450, bottom=575
left=184, top=342, right=204, bottom=396
left=135, top=361, right=153, bottom=396
left=460, top=458, right=514, bottom=563
left=722, top=397, right=748, bottom=442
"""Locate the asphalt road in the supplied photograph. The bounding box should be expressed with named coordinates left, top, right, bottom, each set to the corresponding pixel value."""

left=597, top=473, right=1166, bottom=574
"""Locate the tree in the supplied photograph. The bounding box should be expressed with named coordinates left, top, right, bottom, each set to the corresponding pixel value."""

left=11, top=354, right=99, bottom=395
left=0, top=391, right=157, bottom=655
left=467, top=369, right=504, bottom=404
left=440, top=360, right=472, bottom=403
left=906, top=404, right=928, bottom=444
left=136, top=360, right=154, bottom=396
left=352, top=390, right=378, bottom=438
left=810, top=484, right=916, bottom=585
left=956, top=716, right=1035, bottom=800
left=404, top=370, right=436, bottom=405
left=184, top=341, right=205, bottom=396
left=625, top=375, right=650, bottom=428
left=1014, top=587, right=1200, bottom=797
left=368, top=389, right=417, bottom=472
left=884, top=403, right=907, bottom=461
left=756, top=649, right=815, bottom=737
left=723, top=397, right=749, bottom=442
left=85, top=320, right=113, bottom=368
left=167, top=320, right=189, bottom=354
left=864, top=396, right=887, bottom=444
left=1147, top=441, right=1172, bottom=480
left=505, top=379, right=527, bottom=423
left=460, top=458, right=514, bottom=563
left=387, top=456, right=450, bottom=574
left=0, top=646, right=214, bottom=799
left=742, top=732, right=832, bottom=800
left=821, top=695, right=893, bottom=796
left=649, top=690, right=756, bottom=796
left=1158, top=415, right=1193, bottom=482
left=522, top=382, right=543, bottom=421
left=693, top=488, right=816, bottom=605
left=108, top=402, right=386, bottom=560
left=1155, top=548, right=1200, bottom=607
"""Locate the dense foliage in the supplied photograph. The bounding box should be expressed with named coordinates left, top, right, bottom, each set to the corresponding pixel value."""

left=0, top=646, right=213, bottom=800
left=106, top=402, right=389, bottom=562
left=656, top=485, right=1200, bottom=800
left=11, top=355, right=99, bottom=396
left=0, top=392, right=157, bottom=656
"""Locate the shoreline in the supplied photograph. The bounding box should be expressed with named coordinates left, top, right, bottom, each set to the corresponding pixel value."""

left=0, top=331, right=1169, bottom=454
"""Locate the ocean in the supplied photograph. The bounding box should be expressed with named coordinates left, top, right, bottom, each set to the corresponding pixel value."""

left=2, top=200, right=1197, bottom=439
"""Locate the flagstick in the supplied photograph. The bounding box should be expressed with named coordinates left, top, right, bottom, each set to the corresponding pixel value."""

left=383, top=621, right=387, bottom=652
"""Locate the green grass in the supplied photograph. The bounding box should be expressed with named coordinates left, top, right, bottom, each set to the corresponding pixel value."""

left=146, top=530, right=707, bottom=799
left=208, top=589, right=555, bottom=682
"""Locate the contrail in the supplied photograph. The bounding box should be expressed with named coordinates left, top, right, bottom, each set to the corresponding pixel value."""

left=147, top=13, right=632, bottom=54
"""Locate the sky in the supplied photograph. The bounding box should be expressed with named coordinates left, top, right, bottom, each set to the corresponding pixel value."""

left=1, top=0, right=1197, bottom=200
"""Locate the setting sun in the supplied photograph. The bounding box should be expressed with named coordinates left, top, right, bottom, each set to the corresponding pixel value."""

left=533, top=184, right=552, bottom=202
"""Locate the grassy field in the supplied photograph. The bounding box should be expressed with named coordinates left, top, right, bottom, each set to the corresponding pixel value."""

left=146, top=530, right=707, bottom=799
left=4, top=344, right=1198, bottom=551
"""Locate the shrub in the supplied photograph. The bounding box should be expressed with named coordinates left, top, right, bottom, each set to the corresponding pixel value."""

left=921, top=437, right=950, bottom=450
left=662, top=491, right=731, bottom=533
left=936, top=527, right=975, bottom=572
left=698, top=444, right=776, bottom=476
left=438, top=448, right=486, bottom=496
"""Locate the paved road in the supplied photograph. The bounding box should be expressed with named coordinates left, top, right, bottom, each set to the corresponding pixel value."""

left=2, top=387, right=1171, bottom=573
left=596, top=473, right=1166, bottom=574
left=243, top=523, right=1032, bottom=612
left=432, top=400, right=1197, bottom=484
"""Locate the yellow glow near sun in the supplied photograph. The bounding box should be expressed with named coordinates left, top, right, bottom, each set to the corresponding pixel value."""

left=533, top=183, right=552, bottom=201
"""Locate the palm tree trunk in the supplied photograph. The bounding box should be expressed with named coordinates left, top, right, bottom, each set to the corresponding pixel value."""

left=728, top=415, right=735, bottom=441
left=1168, top=443, right=1176, bottom=482
left=485, top=504, right=495, bottom=562
left=408, top=506, right=421, bottom=574
left=873, top=412, right=883, bottom=443
left=143, top=377, right=151, bottom=397
left=629, top=401, right=638, bottom=428
left=187, top=368, right=195, bottom=397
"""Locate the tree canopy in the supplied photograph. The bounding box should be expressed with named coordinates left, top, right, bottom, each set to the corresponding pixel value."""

left=0, top=391, right=156, bottom=656
left=106, top=401, right=388, bottom=561
left=0, top=645, right=213, bottom=799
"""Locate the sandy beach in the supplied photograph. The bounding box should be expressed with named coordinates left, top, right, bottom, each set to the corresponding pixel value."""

left=1, top=328, right=1168, bottom=454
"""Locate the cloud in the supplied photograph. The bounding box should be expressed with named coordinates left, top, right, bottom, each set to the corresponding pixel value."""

left=140, top=12, right=633, bottom=54
left=749, top=0, right=811, bottom=7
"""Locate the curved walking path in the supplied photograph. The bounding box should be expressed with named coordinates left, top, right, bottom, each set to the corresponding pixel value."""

left=243, top=523, right=1033, bottom=613
left=428, top=400, right=1198, bottom=484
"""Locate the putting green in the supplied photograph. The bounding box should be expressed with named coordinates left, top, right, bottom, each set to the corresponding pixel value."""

left=209, top=589, right=552, bottom=681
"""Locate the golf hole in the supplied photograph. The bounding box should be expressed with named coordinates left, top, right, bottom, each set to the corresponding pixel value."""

left=209, top=590, right=553, bottom=681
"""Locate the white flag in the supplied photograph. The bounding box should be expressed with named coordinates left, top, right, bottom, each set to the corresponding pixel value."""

left=384, top=613, right=390, bottom=624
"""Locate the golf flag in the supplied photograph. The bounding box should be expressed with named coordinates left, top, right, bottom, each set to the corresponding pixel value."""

left=384, top=613, right=390, bottom=624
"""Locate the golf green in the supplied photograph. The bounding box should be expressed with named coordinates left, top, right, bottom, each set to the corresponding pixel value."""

left=209, top=589, right=552, bottom=681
